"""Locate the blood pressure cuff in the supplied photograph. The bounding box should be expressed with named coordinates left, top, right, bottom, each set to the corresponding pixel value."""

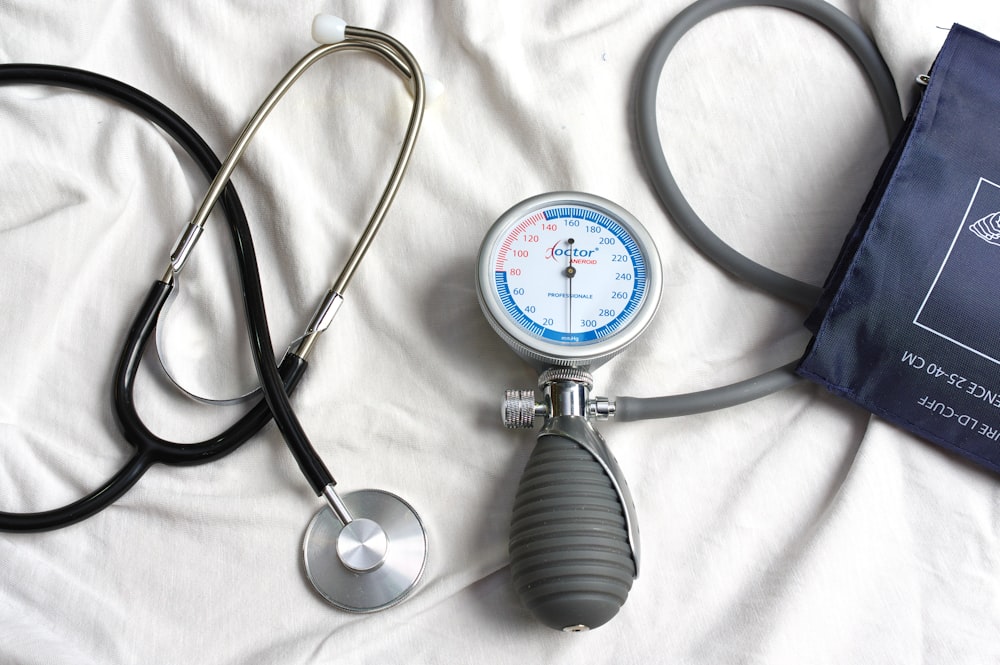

left=798, top=24, right=1000, bottom=474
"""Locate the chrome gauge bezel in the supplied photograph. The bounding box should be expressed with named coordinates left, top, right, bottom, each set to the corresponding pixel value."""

left=476, top=191, right=662, bottom=369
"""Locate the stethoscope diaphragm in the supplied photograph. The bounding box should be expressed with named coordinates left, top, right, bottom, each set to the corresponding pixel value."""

left=302, top=489, right=427, bottom=613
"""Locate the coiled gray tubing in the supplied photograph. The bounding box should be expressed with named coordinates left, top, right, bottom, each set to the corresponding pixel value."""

left=510, top=434, right=634, bottom=631
left=635, top=0, right=902, bottom=309
left=625, top=0, right=902, bottom=419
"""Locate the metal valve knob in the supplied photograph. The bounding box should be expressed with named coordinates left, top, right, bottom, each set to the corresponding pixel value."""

left=502, top=389, right=539, bottom=429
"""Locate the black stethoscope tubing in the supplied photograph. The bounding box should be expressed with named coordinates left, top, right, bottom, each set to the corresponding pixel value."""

left=0, top=64, right=304, bottom=532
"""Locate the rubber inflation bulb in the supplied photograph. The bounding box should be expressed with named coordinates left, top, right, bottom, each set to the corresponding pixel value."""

left=312, top=14, right=347, bottom=44
left=509, top=433, right=635, bottom=631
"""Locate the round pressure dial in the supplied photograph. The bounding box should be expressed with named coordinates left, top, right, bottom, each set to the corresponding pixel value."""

left=477, top=192, right=662, bottom=368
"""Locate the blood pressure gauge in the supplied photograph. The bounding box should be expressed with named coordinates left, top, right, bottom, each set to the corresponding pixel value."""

left=477, top=192, right=662, bottom=633
left=476, top=191, right=662, bottom=370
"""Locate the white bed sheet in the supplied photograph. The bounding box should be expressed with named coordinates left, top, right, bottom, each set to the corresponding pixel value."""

left=1, top=1, right=999, bottom=663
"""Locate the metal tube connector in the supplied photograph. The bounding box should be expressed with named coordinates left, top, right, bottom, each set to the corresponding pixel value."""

left=588, top=397, right=616, bottom=420
left=169, top=222, right=205, bottom=274
left=293, top=291, right=344, bottom=359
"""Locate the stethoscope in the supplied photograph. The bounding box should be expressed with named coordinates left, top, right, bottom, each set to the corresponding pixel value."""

left=0, top=15, right=430, bottom=613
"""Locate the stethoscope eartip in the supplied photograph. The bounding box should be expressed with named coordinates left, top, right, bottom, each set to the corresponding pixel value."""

left=422, top=75, right=446, bottom=104
left=303, top=489, right=427, bottom=613
left=312, top=13, right=347, bottom=44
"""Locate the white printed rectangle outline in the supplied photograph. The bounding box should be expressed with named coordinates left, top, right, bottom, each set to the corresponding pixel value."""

left=914, top=177, right=1000, bottom=366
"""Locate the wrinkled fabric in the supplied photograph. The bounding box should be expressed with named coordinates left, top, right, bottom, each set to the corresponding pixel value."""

left=1, top=2, right=998, bottom=664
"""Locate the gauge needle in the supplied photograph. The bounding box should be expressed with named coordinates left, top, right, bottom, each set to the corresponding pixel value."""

left=565, top=238, right=575, bottom=333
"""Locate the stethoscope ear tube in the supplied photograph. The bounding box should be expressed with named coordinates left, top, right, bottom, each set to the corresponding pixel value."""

left=0, top=64, right=300, bottom=532
left=0, top=279, right=311, bottom=532
left=112, top=280, right=308, bottom=467
left=0, top=453, right=150, bottom=533
left=171, top=26, right=428, bottom=501
left=157, top=21, right=431, bottom=611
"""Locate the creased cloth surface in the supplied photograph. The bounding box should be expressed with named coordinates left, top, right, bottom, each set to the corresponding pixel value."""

left=1, top=1, right=998, bottom=663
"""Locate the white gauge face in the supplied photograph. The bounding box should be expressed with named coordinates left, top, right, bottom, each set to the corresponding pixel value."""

left=477, top=192, right=661, bottom=368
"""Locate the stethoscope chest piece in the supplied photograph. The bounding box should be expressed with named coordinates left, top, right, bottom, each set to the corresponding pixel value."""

left=303, top=489, right=427, bottom=613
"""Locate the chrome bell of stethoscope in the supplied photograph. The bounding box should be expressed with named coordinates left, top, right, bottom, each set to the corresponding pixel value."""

left=163, top=14, right=438, bottom=612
